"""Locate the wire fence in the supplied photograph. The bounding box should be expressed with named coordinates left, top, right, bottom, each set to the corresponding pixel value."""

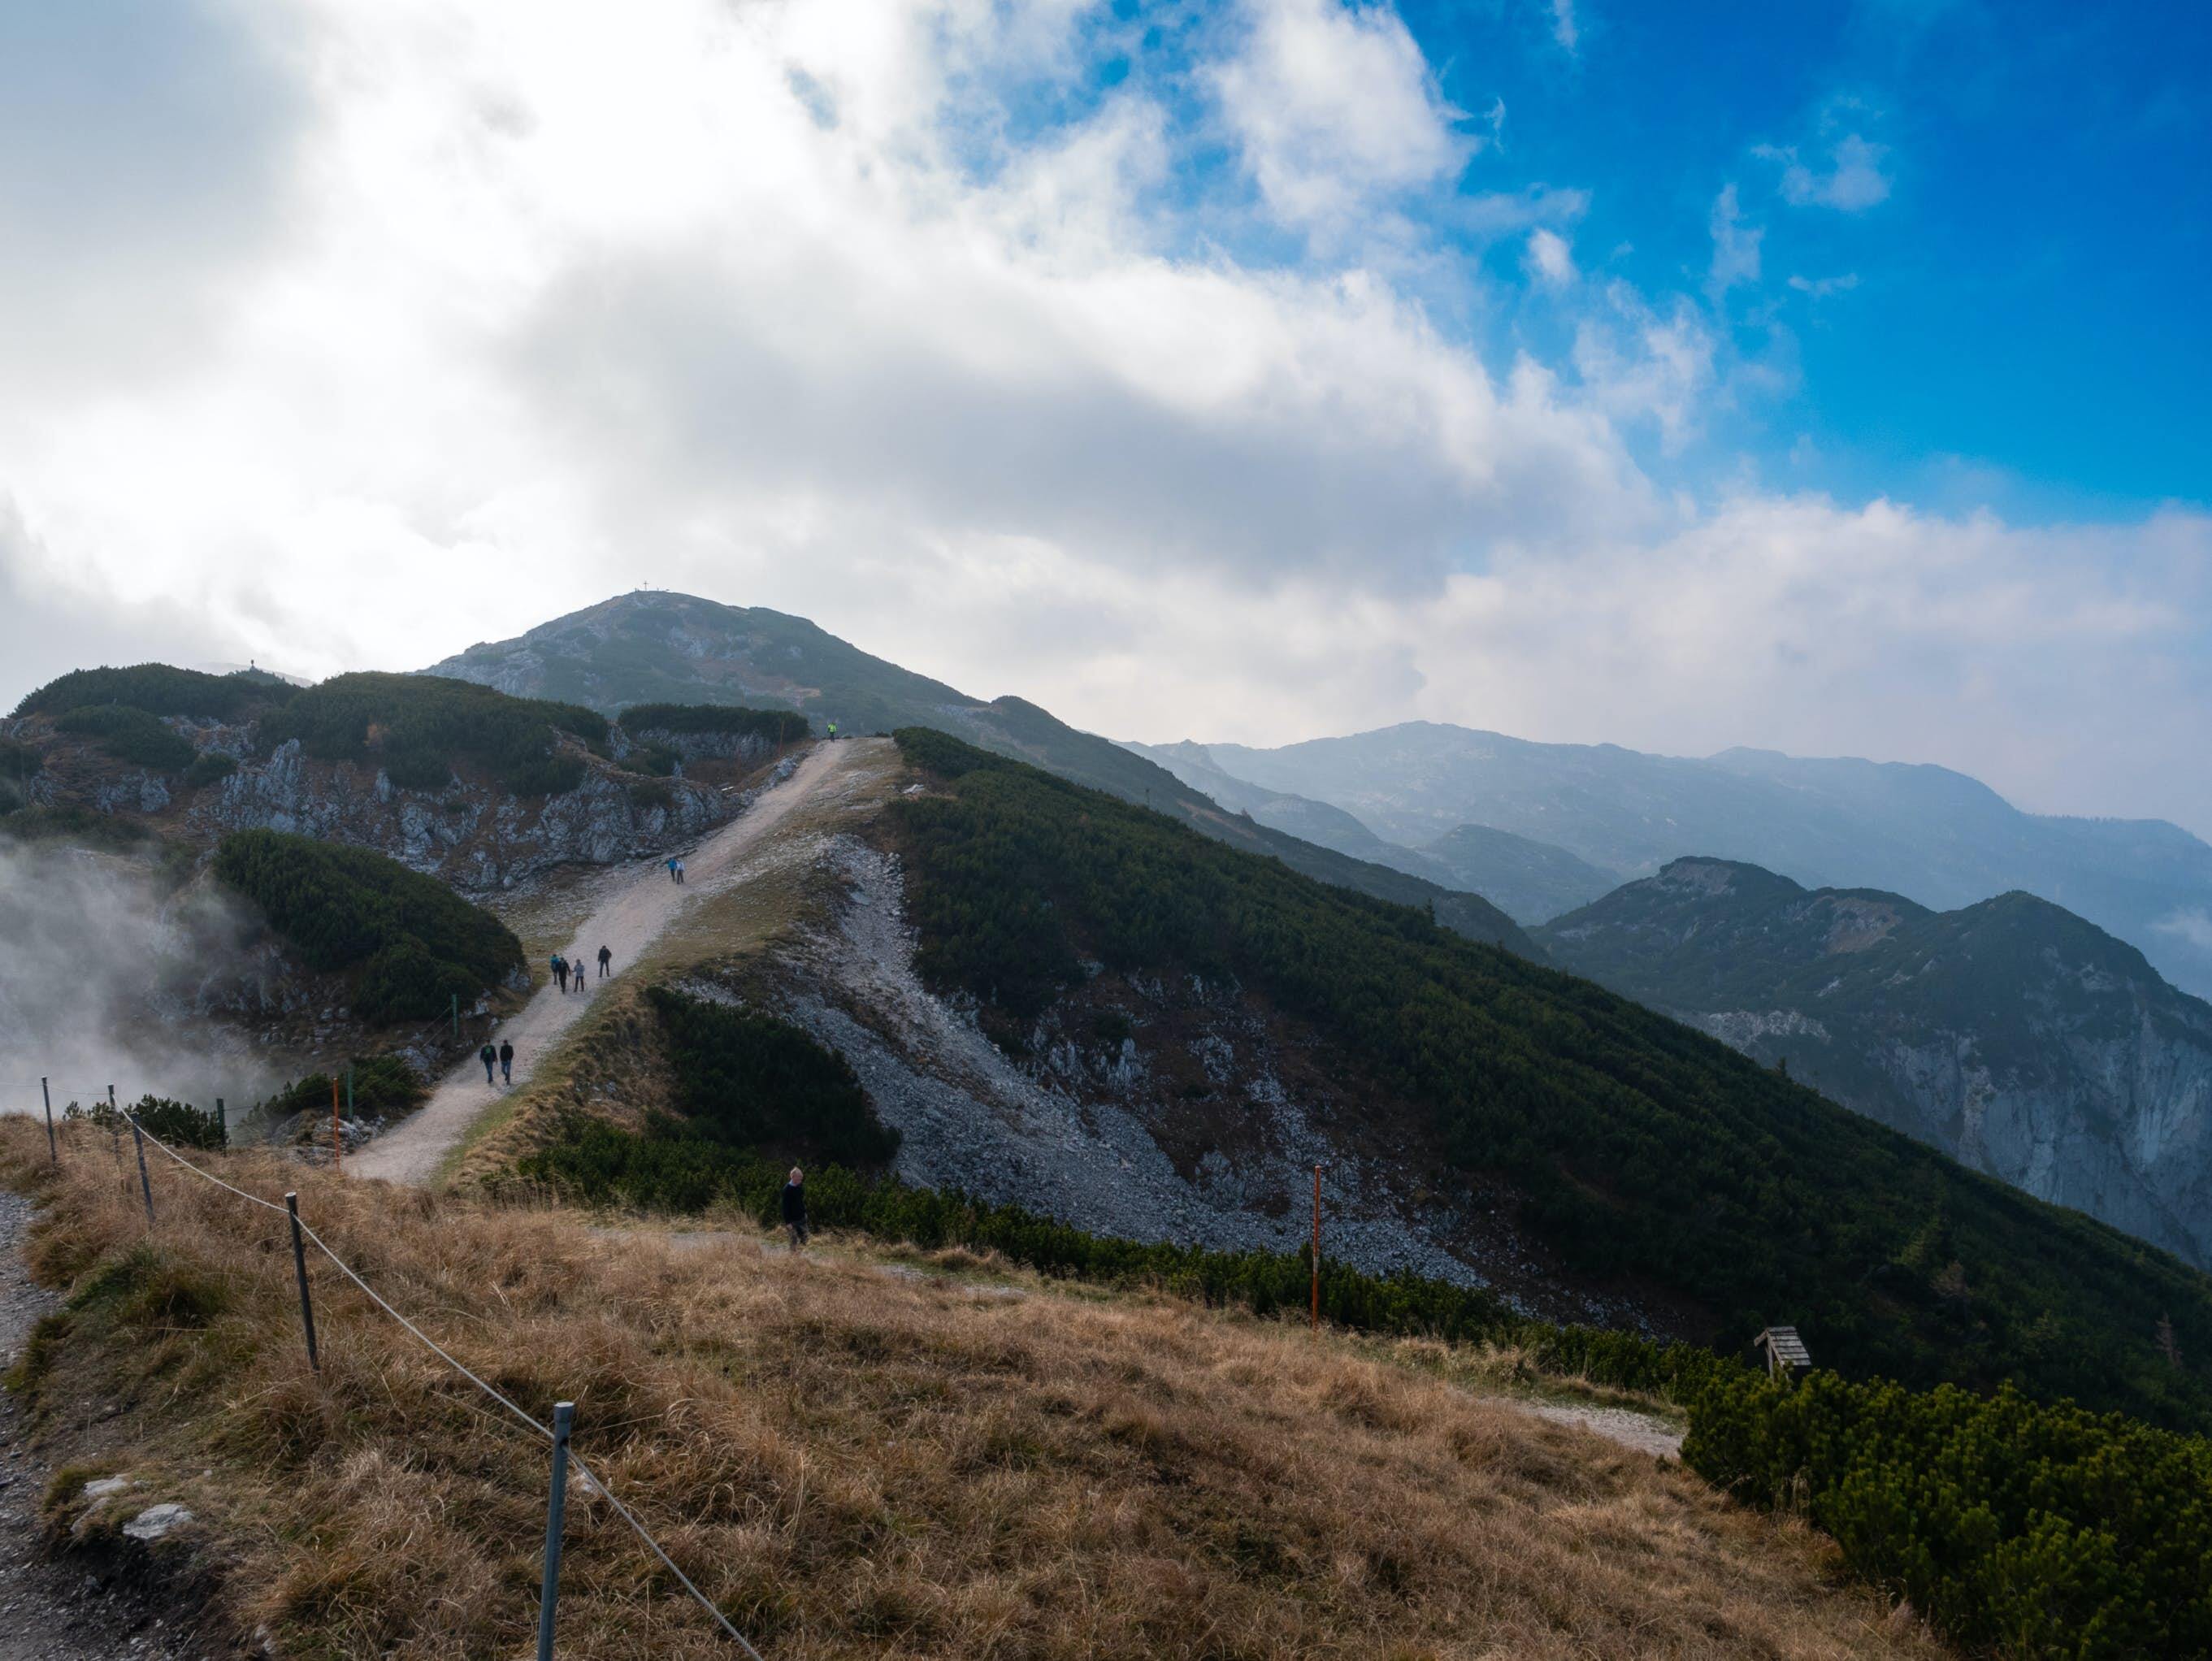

left=98, top=1108, right=769, bottom=1659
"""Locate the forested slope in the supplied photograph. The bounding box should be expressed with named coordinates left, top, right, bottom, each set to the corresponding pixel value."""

left=881, top=729, right=2212, bottom=1431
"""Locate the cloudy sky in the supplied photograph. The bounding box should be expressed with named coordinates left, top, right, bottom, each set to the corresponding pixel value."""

left=2, top=0, right=2209, bottom=830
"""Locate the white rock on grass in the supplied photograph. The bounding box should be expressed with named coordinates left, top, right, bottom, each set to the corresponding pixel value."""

left=123, top=1503, right=194, bottom=1542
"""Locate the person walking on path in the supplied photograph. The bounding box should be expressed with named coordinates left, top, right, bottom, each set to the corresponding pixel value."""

left=553, top=953, right=569, bottom=993
left=498, top=1039, right=514, bottom=1083
left=674, top=856, right=686, bottom=884
left=479, top=1042, right=497, bottom=1084
left=597, top=943, right=613, bottom=978
left=781, top=1167, right=809, bottom=1251
left=665, top=856, right=680, bottom=884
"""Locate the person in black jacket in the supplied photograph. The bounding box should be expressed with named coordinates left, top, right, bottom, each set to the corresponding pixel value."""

left=781, top=1167, right=809, bottom=1250
left=497, top=1039, right=514, bottom=1083
left=479, top=1042, right=497, bottom=1084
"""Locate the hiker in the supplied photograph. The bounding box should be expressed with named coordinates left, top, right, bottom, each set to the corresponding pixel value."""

left=498, top=1039, right=514, bottom=1083
left=572, top=961, right=588, bottom=994
left=479, top=1042, right=497, bottom=1084
left=826, top=719, right=838, bottom=741
left=597, top=944, right=613, bottom=978
left=674, top=856, right=686, bottom=884
left=666, top=855, right=680, bottom=884
left=782, top=1167, right=809, bottom=1250
left=552, top=953, right=569, bottom=993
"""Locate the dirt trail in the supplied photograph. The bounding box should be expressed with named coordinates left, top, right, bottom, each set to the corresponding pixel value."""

left=349, top=742, right=857, bottom=1187
left=0, top=1193, right=210, bottom=1659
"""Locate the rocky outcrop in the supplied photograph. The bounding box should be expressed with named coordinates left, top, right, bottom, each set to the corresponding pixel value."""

left=184, top=737, right=735, bottom=890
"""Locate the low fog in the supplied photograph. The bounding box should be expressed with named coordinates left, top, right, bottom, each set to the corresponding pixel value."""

left=0, top=838, right=292, bottom=1122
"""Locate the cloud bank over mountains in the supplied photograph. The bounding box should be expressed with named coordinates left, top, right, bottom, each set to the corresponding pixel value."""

left=1, top=0, right=2206, bottom=834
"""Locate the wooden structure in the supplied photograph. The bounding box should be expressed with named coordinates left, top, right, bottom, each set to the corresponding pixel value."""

left=1754, top=1325, right=1812, bottom=1380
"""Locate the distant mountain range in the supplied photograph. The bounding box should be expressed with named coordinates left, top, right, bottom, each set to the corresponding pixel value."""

left=423, top=593, right=1533, bottom=954
left=1536, top=859, right=2212, bottom=1269
left=1132, top=722, right=2212, bottom=1000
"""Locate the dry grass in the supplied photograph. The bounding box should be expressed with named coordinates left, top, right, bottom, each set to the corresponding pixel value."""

left=2, top=1120, right=1944, bottom=1660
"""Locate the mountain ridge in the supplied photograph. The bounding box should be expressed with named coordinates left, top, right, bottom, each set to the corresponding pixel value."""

left=423, top=592, right=1538, bottom=956
left=1538, top=856, right=2212, bottom=1268
left=1164, top=718, right=2212, bottom=996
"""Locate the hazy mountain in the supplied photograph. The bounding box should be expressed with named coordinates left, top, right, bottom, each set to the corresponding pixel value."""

left=1125, top=739, right=1620, bottom=923
left=1185, top=721, right=2212, bottom=998
left=1416, top=824, right=1621, bottom=923
left=424, top=593, right=1535, bottom=954
left=1538, top=858, right=2212, bottom=1268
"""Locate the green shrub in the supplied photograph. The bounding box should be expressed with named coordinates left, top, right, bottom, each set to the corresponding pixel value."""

left=0, top=804, right=154, bottom=851
left=63, top=1092, right=225, bottom=1150
left=634, top=744, right=682, bottom=778
left=1684, top=1368, right=2212, bottom=1658
left=257, top=1056, right=425, bottom=1122
left=183, top=751, right=238, bottom=789
left=0, top=737, right=42, bottom=778
left=617, top=703, right=809, bottom=742
left=261, top=672, right=605, bottom=797
left=13, top=663, right=295, bottom=721
left=648, top=986, right=900, bottom=1165
left=628, top=778, right=674, bottom=811
left=54, top=705, right=195, bottom=772
left=885, top=730, right=2212, bottom=1432
left=214, top=830, right=521, bottom=1023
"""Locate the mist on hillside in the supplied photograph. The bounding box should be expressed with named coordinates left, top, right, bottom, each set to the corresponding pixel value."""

left=0, top=839, right=288, bottom=1122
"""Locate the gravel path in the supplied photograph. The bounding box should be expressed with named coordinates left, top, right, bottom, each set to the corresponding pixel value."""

left=1525, top=1400, right=1685, bottom=1459
left=0, top=1192, right=207, bottom=1659
left=348, top=743, right=854, bottom=1186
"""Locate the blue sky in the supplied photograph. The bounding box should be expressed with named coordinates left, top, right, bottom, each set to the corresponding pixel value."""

left=1392, top=0, right=2210, bottom=518
left=2, top=0, right=2209, bottom=834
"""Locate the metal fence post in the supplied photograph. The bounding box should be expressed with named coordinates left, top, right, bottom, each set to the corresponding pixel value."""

left=1310, top=1164, right=1321, bottom=1331
left=284, top=1193, right=320, bottom=1373
left=41, top=1077, right=55, bottom=1165
left=131, top=1119, right=155, bottom=1227
left=107, top=1084, right=119, bottom=1164
left=537, top=1402, right=575, bottom=1661
left=216, top=1096, right=226, bottom=1149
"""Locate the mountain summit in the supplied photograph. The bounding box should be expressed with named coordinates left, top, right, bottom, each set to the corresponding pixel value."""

left=423, top=592, right=1535, bottom=953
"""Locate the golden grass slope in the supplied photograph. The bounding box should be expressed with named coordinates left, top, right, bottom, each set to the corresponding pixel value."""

left=0, top=1120, right=1941, bottom=1659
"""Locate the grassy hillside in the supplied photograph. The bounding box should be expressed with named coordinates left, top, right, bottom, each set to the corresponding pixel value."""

left=214, top=829, right=523, bottom=1022
left=882, top=730, right=2212, bottom=1430
left=424, top=592, right=1535, bottom=951
left=0, top=1123, right=1944, bottom=1660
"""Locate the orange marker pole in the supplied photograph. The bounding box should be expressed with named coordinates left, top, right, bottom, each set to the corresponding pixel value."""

left=1311, top=1164, right=1322, bottom=1331
left=331, top=1076, right=342, bottom=1174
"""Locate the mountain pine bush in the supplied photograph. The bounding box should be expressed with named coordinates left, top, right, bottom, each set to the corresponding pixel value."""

left=214, top=830, right=521, bottom=1022
left=14, top=663, right=293, bottom=721
left=647, top=985, right=900, bottom=1165
left=54, top=705, right=196, bottom=772
left=260, top=672, right=606, bottom=796
left=1684, top=1368, right=2212, bottom=1658
left=616, top=702, right=810, bottom=742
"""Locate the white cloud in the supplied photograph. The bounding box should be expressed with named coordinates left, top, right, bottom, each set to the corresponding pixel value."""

left=1548, top=0, right=1580, bottom=54
left=1789, top=272, right=1861, bottom=299
left=1707, top=183, right=1763, bottom=293
left=1761, top=132, right=1892, bottom=211
left=1526, top=227, right=1576, bottom=285
left=1209, top=0, right=1472, bottom=233
left=1, top=0, right=2208, bottom=844
left=2155, top=910, right=2212, bottom=952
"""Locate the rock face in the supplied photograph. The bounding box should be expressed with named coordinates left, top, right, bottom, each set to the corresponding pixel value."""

left=1538, top=858, right=2212, bottom=1269
left=187, top=736, right=734, bottom=890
